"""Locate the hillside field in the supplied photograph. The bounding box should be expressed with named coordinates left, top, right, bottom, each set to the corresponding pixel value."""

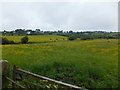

left=1, top=35, right=118, bottom=88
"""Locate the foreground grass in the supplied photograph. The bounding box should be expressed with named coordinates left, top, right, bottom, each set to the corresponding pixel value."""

left=2, top=36, right=118, bottom=88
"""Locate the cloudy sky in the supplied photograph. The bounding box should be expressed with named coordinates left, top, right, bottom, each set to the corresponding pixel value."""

left=0, top=1, right=118, bottom=32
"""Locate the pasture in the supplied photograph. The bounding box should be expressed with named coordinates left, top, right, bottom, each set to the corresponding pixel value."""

left=3, top=35, right=68, bottom=43
left=2, top=35, right=118, bottom=88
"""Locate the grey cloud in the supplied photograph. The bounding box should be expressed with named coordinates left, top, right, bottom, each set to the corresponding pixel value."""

left=0, top=2, right=118, bottom=31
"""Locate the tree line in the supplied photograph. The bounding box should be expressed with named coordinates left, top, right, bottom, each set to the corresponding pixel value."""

left=0, top=29, right=119, bottom=44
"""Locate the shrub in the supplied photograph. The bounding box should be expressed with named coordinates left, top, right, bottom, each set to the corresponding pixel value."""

left=0, top=37, right=15, bottom=45
left=81, top=36, right=94, bottom=40
left=1, top=37, right=9, bottom=44
left=68, top=35, right=77, bottom=40
left=21, top=36, right=29, bottom=44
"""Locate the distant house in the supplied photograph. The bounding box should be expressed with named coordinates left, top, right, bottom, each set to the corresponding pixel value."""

left=35, top=29, right=44, bottom=34
left=27, top=31, right=31, bottom=35
left=26, top=30, right=32, bottom=35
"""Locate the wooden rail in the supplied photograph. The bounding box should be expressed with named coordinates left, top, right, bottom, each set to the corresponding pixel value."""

left=4, top=76, right=26, bottom=89
left=1, top=60, right=88, bottom=89
left=12, top=65, right=86, bottom=89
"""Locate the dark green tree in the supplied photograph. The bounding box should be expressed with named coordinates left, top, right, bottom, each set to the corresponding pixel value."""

left=21, top=36, right=29, bottom=44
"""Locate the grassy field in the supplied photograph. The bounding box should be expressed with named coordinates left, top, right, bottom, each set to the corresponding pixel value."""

left=3, top=35, right=68, bottom=43
left=2, top=35, right=118, bottom=88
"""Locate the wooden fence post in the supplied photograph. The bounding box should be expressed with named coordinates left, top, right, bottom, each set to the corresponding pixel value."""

left=0, top=60, right=10, bottom=88
left=12, top=65, right=17, bottom=88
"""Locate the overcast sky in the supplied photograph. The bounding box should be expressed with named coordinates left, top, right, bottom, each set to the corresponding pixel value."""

left=0, top=1, right=118, bottom=32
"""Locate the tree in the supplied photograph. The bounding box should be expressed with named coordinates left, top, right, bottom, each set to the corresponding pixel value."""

left=68, top=35, right=77, bottom=40
left=69, top=30, right=73, bottom=34
left=21, top=36, right=29, bottom=44
left=15, top=29, right=26, bottom=36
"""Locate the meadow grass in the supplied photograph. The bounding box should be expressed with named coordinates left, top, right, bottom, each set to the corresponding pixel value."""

left=3, top=35, right=68, bottom=43
left=2, top=35, right=118, bottom=88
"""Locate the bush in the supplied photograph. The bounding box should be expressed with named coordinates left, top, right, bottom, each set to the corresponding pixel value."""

left=1, top=37, right=9, bottom=44
left=21, top=36, right=29, bottom=44
left=1, top=37, right=15, bottom=45
left=68, top=35, right=77, bottom=40
left=81, top=36, right=94, bottom=40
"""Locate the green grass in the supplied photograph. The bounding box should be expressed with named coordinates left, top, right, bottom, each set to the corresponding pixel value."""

left=3, top=35, right=68, bottom=43
left=2, top=35, right=118, bottom=88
